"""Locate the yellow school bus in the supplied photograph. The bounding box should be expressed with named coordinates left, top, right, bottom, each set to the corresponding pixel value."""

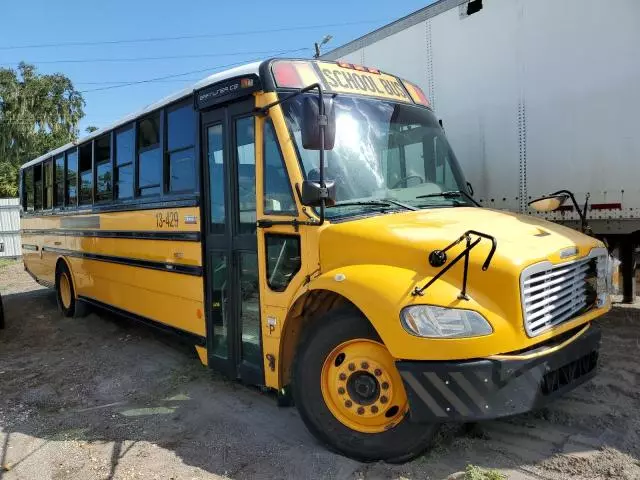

left=20, top=59, right=612, bottom=462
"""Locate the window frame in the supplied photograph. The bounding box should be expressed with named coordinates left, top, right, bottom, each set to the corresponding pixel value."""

left=78, top=141, right=94, bottom=206
left=43, top=158, right=54, bottom=210
left=264, top=233, right=302, bottom=292
left=165, top=100, right=197, bottom=194
left=94, top=132, right=113, bottom=203
left=233, top=114, right=257, bottom=235
left=23, top=167, right=34, bottom=212
left=54, top=153, right=66, bottom=209
left=114, top=123, right=136, bottom=202
left=33, top=163, right=43, bottom=211
left=262, top=118, right=297, bottom=217
left=66, top=147, right=79, bottom=209
left=136, top=110, right=164, bottom=197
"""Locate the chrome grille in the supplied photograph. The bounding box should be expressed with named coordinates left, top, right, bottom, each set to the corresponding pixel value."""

left=521, top=250, right=604, bottom=337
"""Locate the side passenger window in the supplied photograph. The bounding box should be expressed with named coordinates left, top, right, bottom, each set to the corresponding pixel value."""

left=263, top=120, right=296, bottom=215
left=265, top=235, right=301, bottom=292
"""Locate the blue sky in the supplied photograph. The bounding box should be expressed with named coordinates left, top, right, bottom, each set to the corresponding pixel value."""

left=1, top=0, right=433, bottom=134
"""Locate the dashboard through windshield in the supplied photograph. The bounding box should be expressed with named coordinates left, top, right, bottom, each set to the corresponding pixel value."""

left=281, top=94, right=471, bottom=220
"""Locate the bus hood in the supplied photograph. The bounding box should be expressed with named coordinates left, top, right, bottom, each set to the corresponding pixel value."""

left=319, top=207, right=603, bottom=274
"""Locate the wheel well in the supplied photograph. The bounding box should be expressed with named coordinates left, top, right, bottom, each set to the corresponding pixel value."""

left=279, top=289, right=366, bottom=387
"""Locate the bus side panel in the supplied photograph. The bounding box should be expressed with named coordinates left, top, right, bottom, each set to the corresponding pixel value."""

left=21, top=206, right=206, bottom=337
left=69, top=258, right=205, bottom=337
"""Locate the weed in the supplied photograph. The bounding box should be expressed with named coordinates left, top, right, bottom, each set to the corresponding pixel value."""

left=464, top=464, right=507, bottom=480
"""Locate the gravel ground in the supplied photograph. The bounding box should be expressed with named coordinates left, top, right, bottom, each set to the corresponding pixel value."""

left=1, top=260, right=639, bottom=480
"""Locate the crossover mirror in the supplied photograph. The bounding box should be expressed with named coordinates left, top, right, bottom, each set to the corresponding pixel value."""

left=528, top=194, right=569, bottom=213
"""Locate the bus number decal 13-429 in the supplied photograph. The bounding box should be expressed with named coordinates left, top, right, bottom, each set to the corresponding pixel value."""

left=156, top=211, right=179, bottom=228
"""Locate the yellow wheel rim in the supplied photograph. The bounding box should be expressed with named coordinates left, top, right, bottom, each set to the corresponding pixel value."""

left=321, top=339, right=408, bottom=434
left=60, top=272, right=72, bottom=309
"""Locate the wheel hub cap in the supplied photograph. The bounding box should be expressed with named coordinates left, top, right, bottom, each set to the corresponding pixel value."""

left=320, top=338, right=408, bottom=434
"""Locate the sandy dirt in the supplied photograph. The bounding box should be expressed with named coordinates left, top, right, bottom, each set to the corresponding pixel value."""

left=1, top=261, right=639, bottom=480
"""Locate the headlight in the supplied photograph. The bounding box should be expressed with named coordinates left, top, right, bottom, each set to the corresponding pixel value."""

left=400, top=305, right=493, bottom=338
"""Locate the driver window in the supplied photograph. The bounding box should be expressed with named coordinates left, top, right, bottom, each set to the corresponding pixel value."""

left=264, top=120, right=297, bottom=215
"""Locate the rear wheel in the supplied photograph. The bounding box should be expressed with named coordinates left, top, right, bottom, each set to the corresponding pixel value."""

left=292, top=308, right=437, bottom=462
left=56, top=263, right=86, bottom=318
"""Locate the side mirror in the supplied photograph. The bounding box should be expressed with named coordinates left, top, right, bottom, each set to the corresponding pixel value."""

left=301, top=96, right=336, bottom=151
left=528, top=194, right=569, bottom=212
left=300, top=180, right=336, bottom=207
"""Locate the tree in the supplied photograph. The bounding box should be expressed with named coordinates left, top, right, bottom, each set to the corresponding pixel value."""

left=0, top=62, right=85, bottom=197
left=85, top=126, right=98, bottom=134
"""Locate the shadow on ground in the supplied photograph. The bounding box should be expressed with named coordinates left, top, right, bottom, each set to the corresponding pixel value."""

left=1, top=288, right=639, bottom=479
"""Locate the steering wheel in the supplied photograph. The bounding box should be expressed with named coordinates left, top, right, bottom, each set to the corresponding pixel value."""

left=391, top=175, right=425, bottom=189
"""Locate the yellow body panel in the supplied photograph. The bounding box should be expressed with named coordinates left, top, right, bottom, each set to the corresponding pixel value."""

left=22, top=206, right=205, bottom=337
left=291, top=208, right=609, bottom=362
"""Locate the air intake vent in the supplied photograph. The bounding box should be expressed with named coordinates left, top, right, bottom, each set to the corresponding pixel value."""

left=521, top=250, right=605, bottom=336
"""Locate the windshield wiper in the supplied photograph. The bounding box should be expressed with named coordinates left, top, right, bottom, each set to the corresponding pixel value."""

left=415, top=190, right=480, bottom=206
left=330, top=200, right=395, bottom=208
left=330, top=199, right=415, bottom=210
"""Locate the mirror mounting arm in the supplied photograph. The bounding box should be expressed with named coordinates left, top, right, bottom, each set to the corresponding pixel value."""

left=256, top=82, right=323, bottom=116
left=551, top=189, right=590, bottom=233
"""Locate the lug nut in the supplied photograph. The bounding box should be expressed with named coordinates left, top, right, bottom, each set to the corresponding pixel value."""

left=348, top=363, right=356, bottom=371
left=338, top=387, right=345, bottom=395
left=361, top=361, right=369, bottom=370
left=339, top=373, right=347, bottom=381
left=345, top=400, right=352, bottom=408
left=371, top=405, right=379, bottom=414
left=380, top=396, right=388, bottom=404
left=381, top=382, right=389, bottom=390
left=357, top=407, right=365, bottom=415
left=374, top=368, right=382, bottom=376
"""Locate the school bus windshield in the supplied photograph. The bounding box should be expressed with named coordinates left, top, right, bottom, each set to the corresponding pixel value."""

left=282, top=94, right=471, bottom=219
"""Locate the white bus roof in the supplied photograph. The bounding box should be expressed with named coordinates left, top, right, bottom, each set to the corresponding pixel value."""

left=22, top=61, right=261, bottom=170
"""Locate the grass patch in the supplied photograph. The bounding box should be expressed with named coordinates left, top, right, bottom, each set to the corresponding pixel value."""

left=464, top=464, right=507, bottom=480
left=0, top=258, right=18, bottom=269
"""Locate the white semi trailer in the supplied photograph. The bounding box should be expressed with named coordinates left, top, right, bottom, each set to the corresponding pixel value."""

left=323, top=0, right=640, bottom=301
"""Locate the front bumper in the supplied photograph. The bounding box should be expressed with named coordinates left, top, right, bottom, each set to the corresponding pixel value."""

left=397, top=323, right=601, bottom=422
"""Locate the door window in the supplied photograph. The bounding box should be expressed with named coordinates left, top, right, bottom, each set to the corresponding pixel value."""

left=207, top=124, right=225, bottom=234
left=210, top=252, right=229, bottom=359
left=239, top=252, right=260, bottom=366
left=235, top=117, right=256, bottom=235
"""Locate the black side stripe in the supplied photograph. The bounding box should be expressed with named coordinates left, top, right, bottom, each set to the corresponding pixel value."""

left=22, top=229, right=200, bottom=242
left=22, top=244, right=39, bottom=251
left=79, top=296, right=206, bottom=347
left=42, top=246, right=203, bottom=277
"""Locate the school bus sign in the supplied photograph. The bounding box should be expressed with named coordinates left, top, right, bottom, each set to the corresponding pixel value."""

left=315, top=61, right=412, bottom=103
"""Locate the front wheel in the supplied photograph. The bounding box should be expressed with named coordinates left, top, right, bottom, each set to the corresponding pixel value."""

left=292, top=308, right=437, bottom=462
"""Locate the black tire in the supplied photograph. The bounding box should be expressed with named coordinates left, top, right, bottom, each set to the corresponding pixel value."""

left=292, top=308, right=438, bottom=463
left=55, top=262, right=88, bottom=318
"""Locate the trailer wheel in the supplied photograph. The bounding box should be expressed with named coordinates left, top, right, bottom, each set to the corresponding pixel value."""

left=292, top=308, right=437, bottom=463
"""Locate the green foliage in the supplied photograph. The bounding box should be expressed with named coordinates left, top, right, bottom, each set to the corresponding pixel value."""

left=0, top=63, right=85, bottom=197
left=464, top=464, right=507, bottom=480
left=85, top=126, right=98, bottom=133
